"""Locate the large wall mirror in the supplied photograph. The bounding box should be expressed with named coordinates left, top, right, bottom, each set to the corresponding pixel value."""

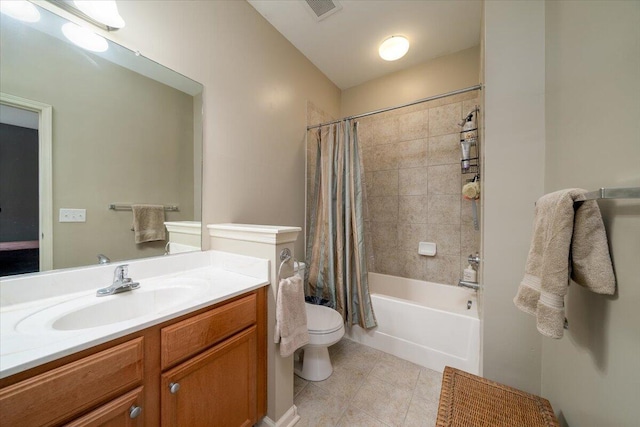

left=0, top=3, right=203, bottom=277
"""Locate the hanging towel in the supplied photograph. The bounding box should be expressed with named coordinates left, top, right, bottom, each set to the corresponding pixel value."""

left=275, top=275, right=309, bottom=357
left=132, top=204, right=166, bottom=244
left=514, top=189, right=615, bottom=339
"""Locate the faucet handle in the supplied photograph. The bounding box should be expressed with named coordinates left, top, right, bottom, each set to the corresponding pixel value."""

left=114, top=264, right=129, bottom=283
left=468, top=253, right=480, bottom=267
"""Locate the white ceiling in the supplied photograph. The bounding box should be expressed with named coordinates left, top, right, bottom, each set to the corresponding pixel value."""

left=247, top=0, right=482, bottom=90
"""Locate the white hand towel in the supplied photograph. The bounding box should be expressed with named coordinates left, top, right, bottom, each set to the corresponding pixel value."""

left=275, top=275, right=309, bottom=357
left=514, top=189, right=615, bottom=339
left=132, top=204, right=166, bottom=243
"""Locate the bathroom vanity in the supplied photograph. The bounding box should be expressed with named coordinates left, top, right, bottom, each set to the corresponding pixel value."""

left=0, top=251, right=269, bottom=426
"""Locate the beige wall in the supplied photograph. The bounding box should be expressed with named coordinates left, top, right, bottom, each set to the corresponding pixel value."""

left=105, top=0, right=341, bottom=421
left=109, top=1, right=341, bottom=261
left=1, top=22, right=194, bottom=269
left=482, top=0, right=545, bottom=394
left=353, top=92, right=481, bottom=285
left=340, top=46, right=480, bottom=117
left=542, top=1, right=640, bottom=425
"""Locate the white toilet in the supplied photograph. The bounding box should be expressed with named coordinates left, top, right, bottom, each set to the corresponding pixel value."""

left=293, top=264, right=345, bottom=381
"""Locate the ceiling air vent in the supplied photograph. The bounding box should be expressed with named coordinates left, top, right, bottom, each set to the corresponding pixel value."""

left=304, top=0, right=342, bottom=21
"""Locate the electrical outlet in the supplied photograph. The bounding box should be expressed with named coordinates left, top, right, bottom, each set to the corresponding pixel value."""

left=59, top=208, right=86, bottom=223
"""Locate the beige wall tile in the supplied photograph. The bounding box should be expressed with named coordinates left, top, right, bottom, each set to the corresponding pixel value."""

left=370, top=170, right=399, bottom=197
left=362, top=144, right=399, bottom=171
left=370, top=222, right=398, bottom=250
left=397, top=110, right=429, bottom=142
left=426, top=224, right=461, bottom=256
left=428, top=164, right=461, bottom=195
left=461, top=223, right=480, bottom=255
left=374, top=116, right=400, bottom=146
left=399, top=195, right=428, bottom=224
left=428, top=134, right=460, bottom=166
left=399, top=251, right=428, bottom=281
left=368, top=196, right=399, bottom=223
left=398, top=223, right=428, bottom=252
left=399, top=167, right=428, bottom=196
left=429, top=103, right=462, bottom=137
left=372, top=249, right=400, bottom=276
left=426, top=254, right=460, bottom=285
left=356, top=120, right=376, bottom=148
left=427, top=194, right=461, bottom=224
left=397, top=139, right=428, bottom=168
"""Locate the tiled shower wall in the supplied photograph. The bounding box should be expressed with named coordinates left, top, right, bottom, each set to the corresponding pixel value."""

left=306, top=90, right=480, bottom=286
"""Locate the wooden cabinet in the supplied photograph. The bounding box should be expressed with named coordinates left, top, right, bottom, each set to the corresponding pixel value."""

left=161, top=327, right=257, bottom=427
left=0, top=287, right=267, bottom=426
left=0, top=338, right=144, bottom=427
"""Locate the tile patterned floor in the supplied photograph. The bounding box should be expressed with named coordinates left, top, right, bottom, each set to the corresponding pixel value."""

left=294, top=338, right=442, bottom=427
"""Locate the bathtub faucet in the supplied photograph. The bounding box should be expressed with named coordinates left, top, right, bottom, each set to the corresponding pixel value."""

left=458, top=280, right=480, bottom=291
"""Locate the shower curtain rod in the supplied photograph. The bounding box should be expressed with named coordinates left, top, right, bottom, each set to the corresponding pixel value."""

left=306, top=84, right=483, bottom=130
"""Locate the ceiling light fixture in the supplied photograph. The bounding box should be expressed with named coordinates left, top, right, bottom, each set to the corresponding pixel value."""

left=378, top=35, right=410, bottom=61
left=0, top=0, right=41, bottom=23
left=62, top=22, right=108, bottom=52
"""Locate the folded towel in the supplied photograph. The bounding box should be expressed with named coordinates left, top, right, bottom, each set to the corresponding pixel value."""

left=132, top=204, right=166, bottom=244
left=514, top=189, right=615, bottom=339
left=275, top=275, right=309, bottom=357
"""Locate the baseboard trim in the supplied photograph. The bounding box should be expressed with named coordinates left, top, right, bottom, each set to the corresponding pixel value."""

left=257, top=405, right=300, bottom=427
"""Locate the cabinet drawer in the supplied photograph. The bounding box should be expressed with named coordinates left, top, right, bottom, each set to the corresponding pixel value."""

left=0, top=337, right=144, bottom=427
left=161, top=293, right=257, bottom=369
left=65, top=386, right=144, bottom=427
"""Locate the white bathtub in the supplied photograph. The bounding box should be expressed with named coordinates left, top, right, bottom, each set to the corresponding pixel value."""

left=347, top=272, right=480, bottom=374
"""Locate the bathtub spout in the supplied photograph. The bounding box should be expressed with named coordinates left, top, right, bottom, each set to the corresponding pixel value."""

left=458, top=280, right=480, bottom=291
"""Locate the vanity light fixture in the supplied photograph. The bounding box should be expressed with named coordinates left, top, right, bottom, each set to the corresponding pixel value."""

left=62, top=22, right=108, bottom=52
left=0, top=0, right=41, bottom=23
left=378, top=35, right=410, bottom=61
left=44, top=0, right=125, bottom=31
left=73, top=0, right=124, bottom=29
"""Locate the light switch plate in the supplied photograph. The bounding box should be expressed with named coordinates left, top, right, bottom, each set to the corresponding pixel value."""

left=59, top=208, right=86, bottom=222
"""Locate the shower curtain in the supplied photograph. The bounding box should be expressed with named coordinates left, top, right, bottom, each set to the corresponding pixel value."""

left=305, top=120, right=377, bottom=329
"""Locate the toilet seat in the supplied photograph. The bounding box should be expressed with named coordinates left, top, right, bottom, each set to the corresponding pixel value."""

left=305, top=303, right=343, bottom=334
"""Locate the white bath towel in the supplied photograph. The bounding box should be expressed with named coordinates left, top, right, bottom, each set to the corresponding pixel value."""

left=132, top=204, right=166, bottom=244
left=514, top=189, right=615, bottom=339
left=275, top=275, right=309, bottom=357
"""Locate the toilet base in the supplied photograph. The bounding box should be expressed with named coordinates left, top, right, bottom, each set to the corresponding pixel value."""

left=294, top=346, right=334, bottom=381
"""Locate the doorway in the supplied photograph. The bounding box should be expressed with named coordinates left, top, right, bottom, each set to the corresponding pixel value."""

left=0, top=94, right=52, bottom=275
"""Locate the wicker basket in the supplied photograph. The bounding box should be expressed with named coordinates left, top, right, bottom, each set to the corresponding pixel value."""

left=436, top=367, right=559, bottom=427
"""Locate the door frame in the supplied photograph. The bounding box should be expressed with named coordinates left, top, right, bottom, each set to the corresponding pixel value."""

left=1, top=93, right=53, bottom=271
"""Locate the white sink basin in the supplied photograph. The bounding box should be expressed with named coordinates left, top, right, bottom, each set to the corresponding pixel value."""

left=16, top=278, right=210, bottom=332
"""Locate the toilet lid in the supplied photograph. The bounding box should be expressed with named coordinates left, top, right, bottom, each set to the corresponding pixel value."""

left=305, top=303, right=344, bottom=334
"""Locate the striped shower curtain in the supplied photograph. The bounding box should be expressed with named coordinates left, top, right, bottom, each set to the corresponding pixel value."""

left=305, top=120, right=377, bottom=329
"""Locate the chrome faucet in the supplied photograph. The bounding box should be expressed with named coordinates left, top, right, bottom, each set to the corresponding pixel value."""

left=458, top=280, right=480, bottom=291
left=97, top=254, right=111, bottom=264
left=96, top=264, right=140, bottom=297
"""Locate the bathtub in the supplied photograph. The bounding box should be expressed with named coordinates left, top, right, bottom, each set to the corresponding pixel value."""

left=347, top=272, right=480, bottom=375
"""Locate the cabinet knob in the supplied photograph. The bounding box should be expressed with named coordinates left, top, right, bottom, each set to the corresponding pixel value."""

left=129, top=405, right=142, bottom=419
left=169, top=382, right=180, bottom=394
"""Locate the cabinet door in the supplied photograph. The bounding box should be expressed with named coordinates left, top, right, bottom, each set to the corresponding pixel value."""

left=65, top=387, right=144, bottom=427
left=161, top=326, right=257, bottom=427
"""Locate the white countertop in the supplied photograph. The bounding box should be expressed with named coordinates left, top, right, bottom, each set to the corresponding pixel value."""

left=0, top=251, right=269, bottom=379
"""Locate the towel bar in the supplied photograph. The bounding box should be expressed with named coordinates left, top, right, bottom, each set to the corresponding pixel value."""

left=582, top=187, right=639, bottom=200
left=108, top=203, right=179, bottom=212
